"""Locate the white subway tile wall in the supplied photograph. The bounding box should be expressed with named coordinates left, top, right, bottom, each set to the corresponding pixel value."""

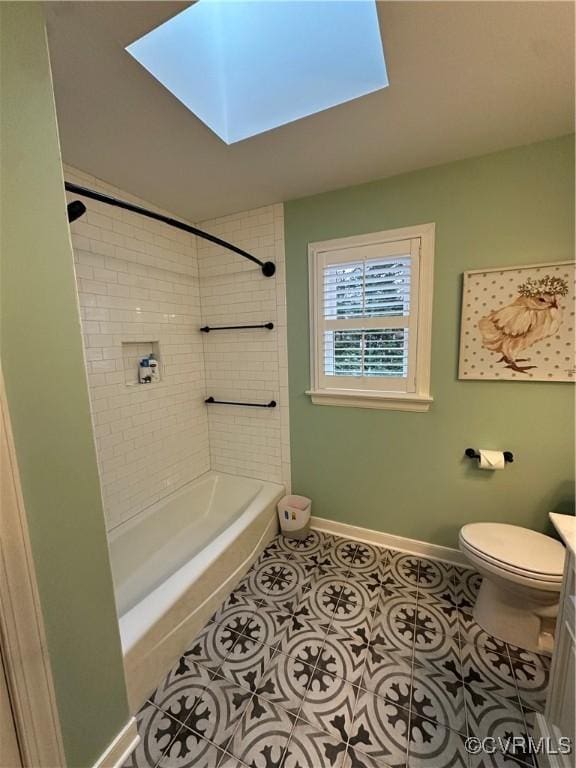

left=66, top=165, right=209, bottom=530
left=197, top=205, right=290, bottom=489
left=66, top=166, right=290, bottom=531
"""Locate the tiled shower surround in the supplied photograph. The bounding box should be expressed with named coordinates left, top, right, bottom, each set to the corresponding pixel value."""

left=197, top=205, right=290, bottom=487
left=67, top=165, right=208, bottom=529
left=67, top=166, right=290, bottom=529
left=125, top=532, right=548, bottom=768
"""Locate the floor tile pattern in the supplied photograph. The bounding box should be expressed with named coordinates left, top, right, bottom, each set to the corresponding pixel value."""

left=125, top=532, right=547, bottom=768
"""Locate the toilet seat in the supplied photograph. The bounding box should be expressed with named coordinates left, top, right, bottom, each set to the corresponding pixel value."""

left=459, top=523, right=564, bottom=584
left=459, top=522, right=565, bottom=652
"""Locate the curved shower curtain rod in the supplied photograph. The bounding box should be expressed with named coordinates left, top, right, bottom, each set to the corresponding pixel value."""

left=64, top=182, right=276, bottom=278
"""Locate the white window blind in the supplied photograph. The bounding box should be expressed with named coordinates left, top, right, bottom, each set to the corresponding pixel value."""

left=308, top=225, right=434, bottom=411
left=323, top=256, right=411, bottom=379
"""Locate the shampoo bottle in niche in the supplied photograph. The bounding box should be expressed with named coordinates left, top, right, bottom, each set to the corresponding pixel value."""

left=138, top=356, right=151, bottom=384
left=148, top=353, right=160, bottom=383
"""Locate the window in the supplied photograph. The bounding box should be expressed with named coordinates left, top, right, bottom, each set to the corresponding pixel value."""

left=307, top=224, right=434, bottom=411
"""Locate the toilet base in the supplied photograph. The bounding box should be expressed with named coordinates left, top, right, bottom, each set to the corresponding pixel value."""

left=473, top=578, right=558, bottom=654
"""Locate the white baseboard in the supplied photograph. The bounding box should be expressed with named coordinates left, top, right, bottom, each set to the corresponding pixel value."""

left=310, top=516, right=468, bottom=567
left=92, top=717, right=139, bottom=768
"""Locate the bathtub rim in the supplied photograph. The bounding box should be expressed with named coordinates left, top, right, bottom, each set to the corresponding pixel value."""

left=110, top=469, right=264, bottom=616
left=108, top=469, right=262, bottom=539
left=118, top=472, right=284, bottom=655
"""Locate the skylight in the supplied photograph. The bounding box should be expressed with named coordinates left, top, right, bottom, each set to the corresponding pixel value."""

left=126, top=1, right=388, bottom=144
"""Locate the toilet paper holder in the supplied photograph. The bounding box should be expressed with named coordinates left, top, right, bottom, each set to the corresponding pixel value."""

left=465, top=448, right=514, bottom=464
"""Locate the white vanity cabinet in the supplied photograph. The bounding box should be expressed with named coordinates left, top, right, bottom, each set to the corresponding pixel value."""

left=536, top=514, right=576, bottom=768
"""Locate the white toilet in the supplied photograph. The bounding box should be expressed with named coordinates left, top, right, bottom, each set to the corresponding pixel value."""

left=459, top=522, right=565, bottom=654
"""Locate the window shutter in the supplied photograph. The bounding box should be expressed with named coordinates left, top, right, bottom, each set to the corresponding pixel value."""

left=322, top=256, right=412, bottom=379
left=323, top=257, right=411, bottom=320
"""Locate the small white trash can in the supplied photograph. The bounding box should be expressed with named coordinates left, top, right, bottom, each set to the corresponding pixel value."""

left=277, top=495, right=311, bottom=540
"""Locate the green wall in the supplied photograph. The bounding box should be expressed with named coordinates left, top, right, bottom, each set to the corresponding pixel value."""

left=0, top=4, right=129, bottom=765
left=285, top=136, right=575, bottom=548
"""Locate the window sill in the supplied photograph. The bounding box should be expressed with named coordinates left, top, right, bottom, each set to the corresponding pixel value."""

left=305, top=389, right=433, bottom=412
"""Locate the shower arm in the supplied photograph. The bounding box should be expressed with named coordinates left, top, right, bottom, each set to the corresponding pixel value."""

left=64, top=182, right=276, bottom=278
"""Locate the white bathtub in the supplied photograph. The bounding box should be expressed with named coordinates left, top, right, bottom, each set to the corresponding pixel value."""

left=108, top=471, right=284, bottom=710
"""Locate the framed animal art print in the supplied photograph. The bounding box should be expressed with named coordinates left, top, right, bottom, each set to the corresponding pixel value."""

left=459, top=261, right=575, bottom=382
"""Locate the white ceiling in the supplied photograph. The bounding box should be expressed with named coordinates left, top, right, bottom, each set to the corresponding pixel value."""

left=45, top=1, right=574, bottom=222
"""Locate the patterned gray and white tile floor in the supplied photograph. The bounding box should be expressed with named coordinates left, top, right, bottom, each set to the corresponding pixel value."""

left=124, top=531, right=549, bottom=768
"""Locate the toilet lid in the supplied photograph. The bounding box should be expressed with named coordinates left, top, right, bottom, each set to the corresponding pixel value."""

left=460, top=523, right=565, bottom=578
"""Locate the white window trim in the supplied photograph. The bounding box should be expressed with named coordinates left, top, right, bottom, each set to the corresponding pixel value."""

left=307, top=223, right=435, bottom=412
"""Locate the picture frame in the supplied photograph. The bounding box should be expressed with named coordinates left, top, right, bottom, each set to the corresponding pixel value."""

left=459, top=261, right=575, bottom=382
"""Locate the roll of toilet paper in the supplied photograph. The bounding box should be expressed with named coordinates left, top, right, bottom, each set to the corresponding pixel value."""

left=478, top=450, right=506, bottom=470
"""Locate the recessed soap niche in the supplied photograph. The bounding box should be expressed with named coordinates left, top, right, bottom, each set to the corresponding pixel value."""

left=122, top=341, right=161, bottom=386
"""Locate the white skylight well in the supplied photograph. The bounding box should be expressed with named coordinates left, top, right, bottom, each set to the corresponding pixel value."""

left=126, top=1, right=388, bottom=144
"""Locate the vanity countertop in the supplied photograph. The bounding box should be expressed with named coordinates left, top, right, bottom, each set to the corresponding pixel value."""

left=550, top=512, right=576, bottom=556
